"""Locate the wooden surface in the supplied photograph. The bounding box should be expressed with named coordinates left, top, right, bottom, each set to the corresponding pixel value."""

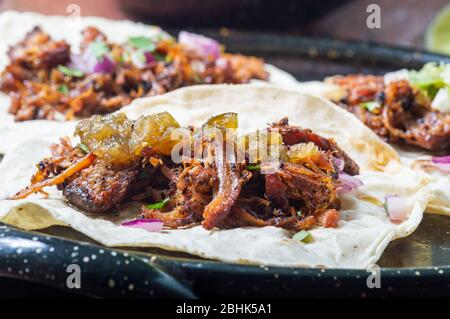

left=0, top=0, right=448, bottom=50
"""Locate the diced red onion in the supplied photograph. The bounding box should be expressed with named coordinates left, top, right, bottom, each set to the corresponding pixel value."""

left=130, top=51, right=155, bottom=69
left=178, top=31, right=220, bottom=59
left=93, top=56, right=115, bottom=73
left=432, top=156, right=450, bottom=164
left=69, top=48, right=97, bottom=74
left=336, top=172, right=363, bottom=194
left=121, top=218, right=163, bottom=233
left=144, top=52, right=155, bottom=64
left=332, top=157, right=345, bottom=172
left=384, top=195, right=408, bottom=222
left=70, top=44, right=116, bottom=74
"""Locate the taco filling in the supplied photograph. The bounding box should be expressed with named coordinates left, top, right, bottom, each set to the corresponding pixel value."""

left=327, top=64, right=450, bottom=151
left=0, top=27, right=267, bottom=122
left=11, top=112, right=360, bottom=231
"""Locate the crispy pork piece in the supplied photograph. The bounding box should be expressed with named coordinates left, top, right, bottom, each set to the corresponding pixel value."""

left=329, top=75, right=450, bottom=151
left=264, top=162, right=337, bottom=213
left=271, top=118, right=360, bottom=175
left=61, top=161, right=139, bottom=213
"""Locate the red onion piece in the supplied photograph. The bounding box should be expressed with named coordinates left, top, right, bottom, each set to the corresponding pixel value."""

left=144, top=52, right=155, bottom=64
left=384, top=195, right=408, bottom=222
left=336, top=172, right=363, bottom=194
left=94, top=56, right=115, bottom=73
left=432, top=156, right=450, bottom=164
left=69, top=48, right=98, bottom=74
left=121, top=218, right=163, bottom=233
left=332, top=157, right=345, bottom=172
left=130, top=51, right=155, bottom=69
left=178, top=31, right=220, bottom=59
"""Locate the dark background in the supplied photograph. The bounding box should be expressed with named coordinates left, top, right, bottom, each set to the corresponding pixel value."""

left=0, top=0, right=448, bottom=51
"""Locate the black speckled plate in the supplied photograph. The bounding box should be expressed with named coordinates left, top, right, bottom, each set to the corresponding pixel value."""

left=1, top=32, right=450, bottom=298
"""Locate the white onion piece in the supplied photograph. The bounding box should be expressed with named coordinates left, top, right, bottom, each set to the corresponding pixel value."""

left=384, top=69, right=409, bottom=85
left=130, top=51, right=146, bottom=69
left=384, top=195, right=408, bottom=222
left=121, top=219, right=163, bottom=232
left=431, top=88, right=450, bottom=114
left=178, top=31, right=220, bottom=59
left=441, top=64, right=450, bottom=86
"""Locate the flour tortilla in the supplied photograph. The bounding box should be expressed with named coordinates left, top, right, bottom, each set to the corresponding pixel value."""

left=0, top=85, right=433, bottom=268
left=295, top=81, right=450, bottom=216
left=0, top=10, right=298, bottom=155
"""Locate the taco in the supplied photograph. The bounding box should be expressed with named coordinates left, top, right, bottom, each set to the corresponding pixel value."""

left=0, top=85, right=432, bottom=268
left=0, top=11, right=297, bottom=154
left=295, top=64, right=450, bottom=215
left=308, top=64, right=450, bottom=154
left=11, top=112, right=360, bottom=230
left=326, top=65, right=450, bottom=152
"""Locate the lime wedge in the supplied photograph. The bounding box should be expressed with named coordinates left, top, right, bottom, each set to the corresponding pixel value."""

left=426, top=3, right=450, bottom=55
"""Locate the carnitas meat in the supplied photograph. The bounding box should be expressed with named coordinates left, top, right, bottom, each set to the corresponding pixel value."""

left=1, top=27, right=268, bottom=121
left=329, top=75, right=450, bottom=151
left=12, top=113, right=360, bottom=232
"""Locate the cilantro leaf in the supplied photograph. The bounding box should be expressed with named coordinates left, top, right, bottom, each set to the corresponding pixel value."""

left=128, top=36, right=156, bottom=52
left=90, top=41, right=109, bottom=59
left=292, top=230, right=312, bottom=243
left=57, top=65, right=84, bottom=78
left=146, top=198, right=170, bottom=210
left=76, top=143, right=89, bottom=154
left=359, top=101, right=380, bottom=112
left=408, top=62, right=447, bottom=99
left=247, top=164, right=261, bottom=171
left=57, top=84, right=69, bottom=95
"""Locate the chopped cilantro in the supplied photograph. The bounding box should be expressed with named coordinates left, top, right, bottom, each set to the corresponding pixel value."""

left=57, top=84, right=69, bottom=95
left=154, top=53, right=167, bottom=62
left=359, top=101, right=380, bottom=112
left=90, top=41, right=109, bottom=59
left=408, top=62, right=448, bottom=99
left=247, top=164, right=261, bottom=171
left=76, top=143, right=89, bottom=154
left=293, top=230, right=312, bottom=243
left=146, top=198, right=170, bottom=210
left=128, top=36, right=156, bottom=52
left=57, top=65, right=84, bottom=78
